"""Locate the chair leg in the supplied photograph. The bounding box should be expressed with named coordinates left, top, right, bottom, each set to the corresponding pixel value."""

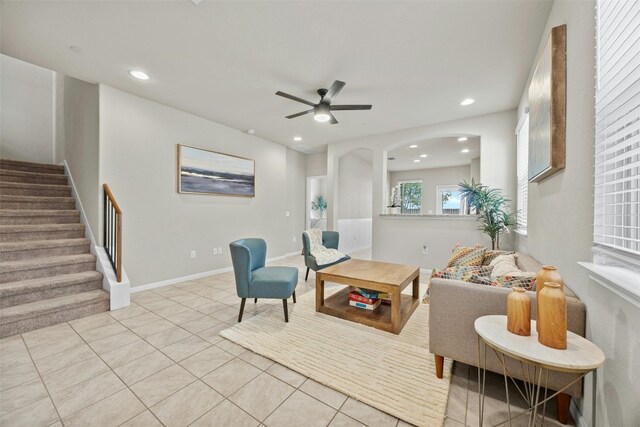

left=293, top=291, right=296, bottom=303
left=254, top=298, right=257, bottom=303
left=282, top=299, right=289, bottom=322
left=305, top=267, right=309, bottom=281
left=238, top=298, right=246, bottom=323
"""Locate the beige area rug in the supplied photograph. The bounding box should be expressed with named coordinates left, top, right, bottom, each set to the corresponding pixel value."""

left=219, top=285, right=453, bottom=427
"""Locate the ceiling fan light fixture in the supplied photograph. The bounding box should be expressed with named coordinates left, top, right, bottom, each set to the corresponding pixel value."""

left=314, top=113, right=331, bottom=123
left=314, top=104, right=331, bottom=123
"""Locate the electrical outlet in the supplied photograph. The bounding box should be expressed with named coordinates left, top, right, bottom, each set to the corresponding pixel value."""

left=213, top=248, right=218, bottom=255
left=285, top=211, right=290, bottom=217
left=190, top=250, right=197, bottom=259
left=292, top=236, right=296, bottom=242
left=422, top=245, right=428, bottom=255
left=218, top=247, right=222, bottom=254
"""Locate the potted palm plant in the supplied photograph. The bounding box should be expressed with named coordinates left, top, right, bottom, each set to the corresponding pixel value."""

left=458, top=179, right=516, bottom=250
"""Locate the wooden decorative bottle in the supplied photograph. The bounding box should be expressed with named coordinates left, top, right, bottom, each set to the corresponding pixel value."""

left=507, top=287, right=531, bottom=336
left=536, top=266, right=563, bottom=331
left=537, top=282, right=567, bottom=349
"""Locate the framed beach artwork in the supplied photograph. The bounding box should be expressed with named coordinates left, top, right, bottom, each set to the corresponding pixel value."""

left=528, top=24, right=566, bottom=183
left=177, top=144, right=255, bottom=197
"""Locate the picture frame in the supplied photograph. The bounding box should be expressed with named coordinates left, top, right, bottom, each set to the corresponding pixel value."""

left=528, top=24, right=566, bottom=183
left=177, top=144, right=255, bottom=197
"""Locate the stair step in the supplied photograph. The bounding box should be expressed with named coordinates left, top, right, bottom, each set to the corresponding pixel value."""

left=0, top=289, right=109, bottom=338
left=0, top=182, right=72, bottom=197
left=0, top=169, right=68, bottom=185
left=0, top=195, right=76, bottom=210
left=0, top=209, right=81, bottom=225
left=0, top=159, right=65, bottom=175
left=0, top=271, right=103, bottom=309
left=0, top=224, right=85, bottom=242
left=0, top=238, right=91, bottom=261
left=0, top=254, right=97, bottom=284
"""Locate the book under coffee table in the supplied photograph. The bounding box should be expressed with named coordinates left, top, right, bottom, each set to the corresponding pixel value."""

left=315, top=259, right=420, bottom=334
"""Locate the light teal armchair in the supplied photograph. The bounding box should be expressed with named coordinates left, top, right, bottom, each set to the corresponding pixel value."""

left=302, top=231, right=351, bottom=281
left=229, top=238, right=298, bottom=322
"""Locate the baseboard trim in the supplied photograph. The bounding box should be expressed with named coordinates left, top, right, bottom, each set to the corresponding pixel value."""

left=570, top=399, right=587, bottom=427
left=131, top=251, right=302, bottom=293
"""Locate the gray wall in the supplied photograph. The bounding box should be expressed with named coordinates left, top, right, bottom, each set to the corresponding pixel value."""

left=338, top=151, right=372, bottom=220
left=470, top=157, right=480, bottom=183
left=306, top=151, right=327, bottom=177
left=98, top=85, right=306, bottom=288
left=516, top=1, right=640, bottom=425
left=63, top=76, right=100, bottom=242
left=0, top=54, right=54, bottom=163
left=390, top=164, right=471, bottom=214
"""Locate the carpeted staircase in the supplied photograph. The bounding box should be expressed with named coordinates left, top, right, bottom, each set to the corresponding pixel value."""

left=0, top=159, right=109, bottom=338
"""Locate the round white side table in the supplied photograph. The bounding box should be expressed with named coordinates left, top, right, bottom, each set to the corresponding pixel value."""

left=474, top=315, right=605, bottom=427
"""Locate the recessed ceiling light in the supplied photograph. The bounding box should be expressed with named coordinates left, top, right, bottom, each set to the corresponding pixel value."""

left=413, top=159, right=420, bottom=163
left=247, top=129, right=256, bottom=135
left=409, top=144, right=418, bottom=148
left=128, top=70, right=150, bottom=80
left=420, top=154, right=427, bottom=158
left=457, top=137, right=468, bottom=142
left=460, top=98, right=475, bottom=106
left=461, top=148, right=470, bottom=153
left=293, top=136, right=302, bottom=141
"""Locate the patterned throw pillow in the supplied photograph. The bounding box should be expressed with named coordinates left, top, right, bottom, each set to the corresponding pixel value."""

left=446, top=244, right=487, bottom=268
left=422, top=266, right=493, bottom=303
left=482, top=250, right=515, bottom=266
left=469, top=274, right=536, bottom=290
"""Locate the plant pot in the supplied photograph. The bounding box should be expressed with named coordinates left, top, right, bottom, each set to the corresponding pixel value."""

left=537, top=282, right=567, bottom=350
left=388, top=207, right=401, bottom=215
left=535, top=265, right=563, bottom=331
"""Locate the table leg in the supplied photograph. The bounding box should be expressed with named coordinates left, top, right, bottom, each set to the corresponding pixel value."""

left=477, top=335, right=486, bottom=427
left=592, top=368, right=597, bottom=427
left=315, top=275, right=324, bottom=312
left=501, top=353, right=512, bottom=427
left=391, top=289, right=401, bottom=333
left=412, top=273, right=419, bottom=299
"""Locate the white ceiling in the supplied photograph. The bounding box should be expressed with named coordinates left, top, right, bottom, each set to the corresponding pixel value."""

left=0, top=1, right=552, bottom=150
left=387, top=136, right=480, bottom=172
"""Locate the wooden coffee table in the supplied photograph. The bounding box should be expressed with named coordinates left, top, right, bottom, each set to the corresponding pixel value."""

left=315, top=259, right=420, bottom=334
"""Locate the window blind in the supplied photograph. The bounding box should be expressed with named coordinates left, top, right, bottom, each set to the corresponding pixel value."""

left=516, top=112, right=529, bottom=233
left=594, top=0, right=640, bottom=256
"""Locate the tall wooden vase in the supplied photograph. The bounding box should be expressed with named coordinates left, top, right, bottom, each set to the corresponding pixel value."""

left=507, top=287, right=531, bottom=336
left=536, top=266, right=563, bottom=331
left=537, top=282, right=567, bottom=349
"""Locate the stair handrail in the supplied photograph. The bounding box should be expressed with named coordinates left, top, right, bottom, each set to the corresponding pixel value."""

left=103, top=183, right=122, bottom=282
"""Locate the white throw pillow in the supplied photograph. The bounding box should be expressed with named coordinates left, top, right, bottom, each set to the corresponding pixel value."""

left=489, top=254, right=535, bottom=277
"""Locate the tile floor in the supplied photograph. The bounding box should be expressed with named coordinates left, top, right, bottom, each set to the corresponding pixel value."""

left=0, top=250, right=574, bottom=426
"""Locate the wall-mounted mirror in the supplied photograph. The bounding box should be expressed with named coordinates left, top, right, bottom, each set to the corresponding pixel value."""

left=385, top=136, right=480, bottom=215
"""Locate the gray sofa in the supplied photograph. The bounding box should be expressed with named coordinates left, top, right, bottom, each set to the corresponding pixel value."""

left=428, top=252, right=586, bottom=424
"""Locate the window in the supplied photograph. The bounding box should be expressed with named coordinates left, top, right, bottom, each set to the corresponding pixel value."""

left=593, top=0, right=640, bottom=269
left=398, top=181, right=422, bottom=214
left=436, top=185, right=462, bottom=215
left=516, top=111, right=529, bottom=234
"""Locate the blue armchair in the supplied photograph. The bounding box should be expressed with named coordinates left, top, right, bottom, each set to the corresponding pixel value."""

left=301, top=230, right=351, bottom=281
left=229, top=238, right=298, bottom=322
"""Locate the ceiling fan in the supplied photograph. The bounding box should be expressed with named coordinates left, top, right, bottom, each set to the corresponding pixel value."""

left=275, top=80, right=372, bottom=124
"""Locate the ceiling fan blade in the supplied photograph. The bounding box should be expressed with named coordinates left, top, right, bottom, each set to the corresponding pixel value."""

left=275, top=91, right=316, bottom=107
left=329, top=112, right=338, bottom=124
left=285, top=109, right=314, bottom=119
left=322, top=80, right=345, bottom=104
left=330, top=105, right=373, bottom=111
